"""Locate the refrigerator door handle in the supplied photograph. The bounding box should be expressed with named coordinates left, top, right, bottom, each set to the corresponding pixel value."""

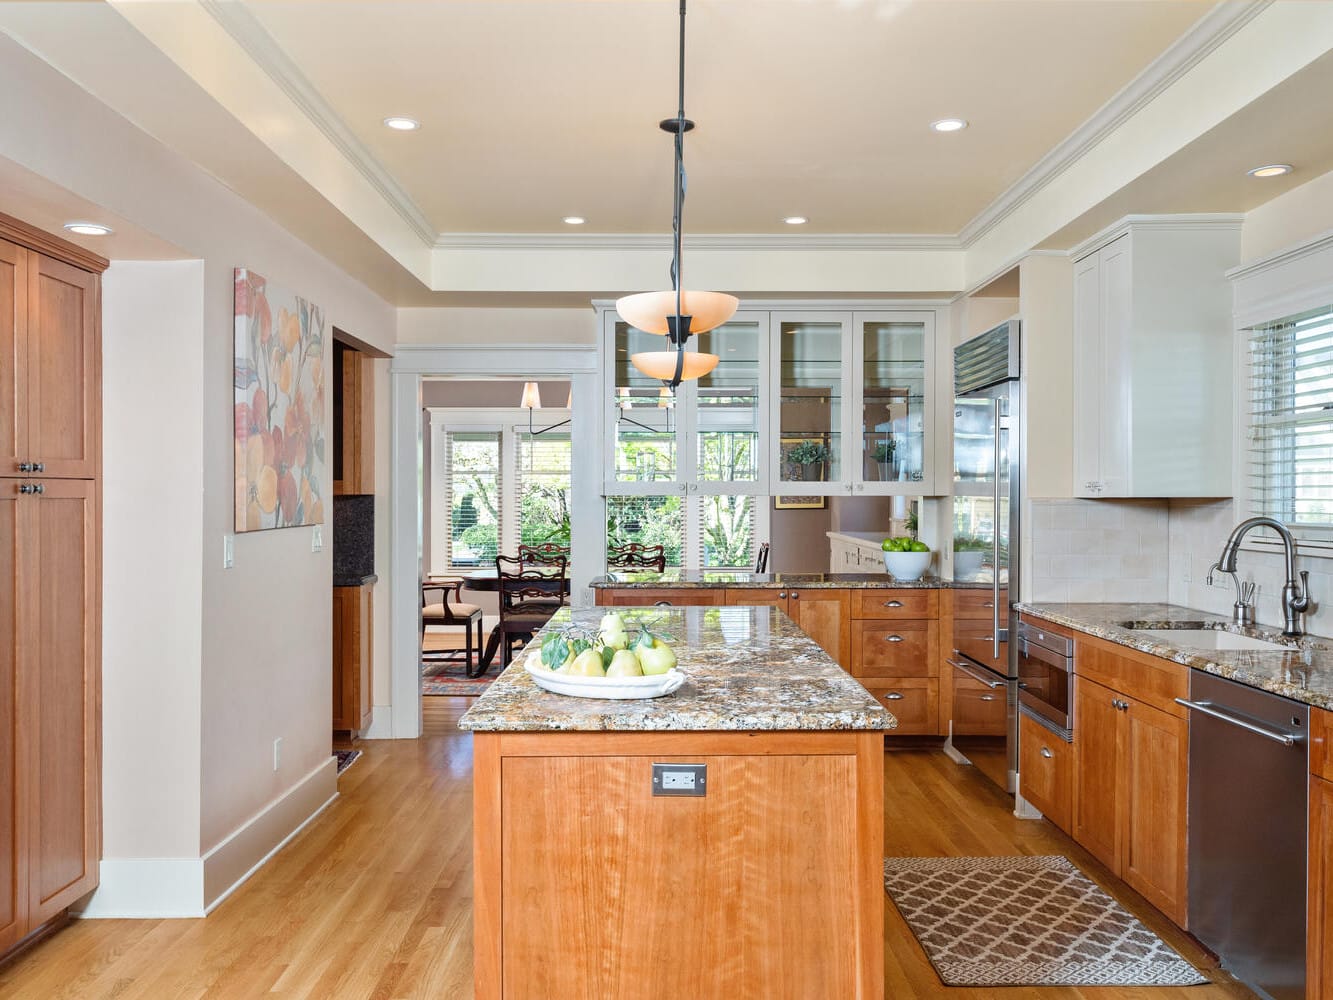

left=992, top=397, right=1002, bottom=662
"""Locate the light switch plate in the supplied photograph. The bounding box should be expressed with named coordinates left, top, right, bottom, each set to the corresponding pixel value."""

left=223, top=535, right=234, bottom=569
left=652, top=762, right=706, bottom=797
left=312, top=525, right=323, bottom=552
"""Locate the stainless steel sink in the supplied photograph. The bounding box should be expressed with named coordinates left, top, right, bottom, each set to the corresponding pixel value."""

left=1117, top=623, right=1294, bottom=652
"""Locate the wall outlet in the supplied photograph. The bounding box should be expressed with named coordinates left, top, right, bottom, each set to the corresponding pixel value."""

left=311, top=525, right=323, bottom=552
left=223, top=535, right=234, bottom=569
left=273, top=737, right=282, bottom=771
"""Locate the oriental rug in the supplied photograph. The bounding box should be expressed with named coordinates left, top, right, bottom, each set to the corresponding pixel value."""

left=882, top=855, right=1206, bottom=987
left=334, top=749, right=361, bottom=775
left=421, top=658, right=493, bottom=696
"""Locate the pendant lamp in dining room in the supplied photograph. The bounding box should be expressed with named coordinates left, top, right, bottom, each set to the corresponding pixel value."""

left=617, top=0, right=735, bottom=388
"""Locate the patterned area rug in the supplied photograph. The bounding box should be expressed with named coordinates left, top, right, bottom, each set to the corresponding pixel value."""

left=335, top=749, right=361, bottom=775
left=883, top=855, right=1206, bottom=987
left=422, top=657, right=495, bottom=696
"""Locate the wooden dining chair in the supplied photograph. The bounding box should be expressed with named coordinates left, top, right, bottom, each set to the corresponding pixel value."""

left=607, top=542, right=666, bottom=573
left=496, top=555, right=568, bottom=667
left=518, top=543, right=572, bottom=604
left=421, top=577, right=486, bottom=678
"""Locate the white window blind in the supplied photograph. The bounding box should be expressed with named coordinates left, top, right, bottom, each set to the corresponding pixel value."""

left=517, top=432, right=572, bottom=548
left=445, top=430, right=502, bottom=567
left=1250, top=306, right=1333, bottom=529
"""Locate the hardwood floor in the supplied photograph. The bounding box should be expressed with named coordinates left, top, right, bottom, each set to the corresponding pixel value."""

left=0, top=701, right=1254, bottom=999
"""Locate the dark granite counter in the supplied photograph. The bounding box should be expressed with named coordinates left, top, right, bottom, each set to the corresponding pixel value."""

left=1016, top=601, right=1333, bottom=711
left=333, top=573, right=378, bottom=587
left=458, top=606, right=897, bottom=733
left=591, top=570, right=951, bottom=590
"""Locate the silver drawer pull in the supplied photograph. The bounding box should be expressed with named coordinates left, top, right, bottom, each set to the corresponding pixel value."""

left=653, top=601, right=673, bottom=607
left=883, top=692, right=905, bottom=701
left=883, top=600, right=904, bottom=608
left=883, top=634, right=904, bottom=643
left=982, top=601, right=994, bottom=608
left=979, top=694, right=997, bottom=702
left=1040, top=747, right=1053, bottom=759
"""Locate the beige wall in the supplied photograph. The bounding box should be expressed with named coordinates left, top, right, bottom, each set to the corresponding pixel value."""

left=397, top=306, right=596, bottom=345
left=1018, top=254, right=1075, bottom=500
left=1241, top=167, right=1333, bottom=263
left=0, top=39, right=395, bottom=872
left=101, top=261, right=205, bottom=859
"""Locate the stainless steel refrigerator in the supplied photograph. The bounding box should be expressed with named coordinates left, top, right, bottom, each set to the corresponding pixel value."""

left=946, top=320, right=1021, bottom=793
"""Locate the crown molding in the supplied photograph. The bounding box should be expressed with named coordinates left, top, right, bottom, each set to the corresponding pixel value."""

left=957, top=0, right=1272, bottom=249
left=589, top=297, right=951, bottom=311
left=1227, top=225, right=1333, bottom=282
left=1068, top=212, right=1243, bottom=261
left=433, top=232, right=961, bottom=252
left=198, top=0, right=437, bottom=247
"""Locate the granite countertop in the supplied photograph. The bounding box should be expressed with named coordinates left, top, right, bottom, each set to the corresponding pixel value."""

left=590, top=570, right=951, bottom=590
left=458, top=606, right=897, bottom=733
left=1015, top=601, right=1333, bottom=712
left=333, top=573, right=378, bottom=587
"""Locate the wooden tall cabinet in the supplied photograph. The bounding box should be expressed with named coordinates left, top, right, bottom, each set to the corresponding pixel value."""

left=0, top=213, right=104, bottom=962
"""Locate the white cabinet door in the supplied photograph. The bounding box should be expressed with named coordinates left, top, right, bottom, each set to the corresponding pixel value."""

left=1073, top=251, right=1103, bottom=497
left=1097, top=236, right=1132, bottom=497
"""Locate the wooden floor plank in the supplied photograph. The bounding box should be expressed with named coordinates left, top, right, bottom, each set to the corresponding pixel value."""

left=0, top=701, right=1254, bottom=999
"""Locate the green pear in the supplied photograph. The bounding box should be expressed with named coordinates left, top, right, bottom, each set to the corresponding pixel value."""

left=605, top=649, right=644, bottom=678
left=599, top=627, right=630, bottom=651
left=568, top=649, right=606, bottom=677
left=637, top=640, right=677, bottom=675
left=599, top=613, right=626, bottom=632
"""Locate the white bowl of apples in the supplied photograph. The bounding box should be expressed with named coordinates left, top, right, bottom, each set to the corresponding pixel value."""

left=525, top=613, right=686, bottom=700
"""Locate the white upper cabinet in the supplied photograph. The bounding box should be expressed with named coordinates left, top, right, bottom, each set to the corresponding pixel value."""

left=1072, top=219, right=1240, bottom=498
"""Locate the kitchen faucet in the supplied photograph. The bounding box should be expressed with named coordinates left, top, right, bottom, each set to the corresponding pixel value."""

left=1213, top=517, right=1311, bottom=637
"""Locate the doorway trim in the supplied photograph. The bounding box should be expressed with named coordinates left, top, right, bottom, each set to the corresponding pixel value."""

left=388, top=344, right=601, bottom=739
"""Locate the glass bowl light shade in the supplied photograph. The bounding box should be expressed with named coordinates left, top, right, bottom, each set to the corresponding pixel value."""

left=631, top=350, right=719, bottom=382
left=615, top=289, right=739, bottom=335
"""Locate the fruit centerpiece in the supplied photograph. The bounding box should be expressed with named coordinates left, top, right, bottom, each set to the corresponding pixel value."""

left=880, top=535, right=932, bottom=581
left=525, top=612, right=685, bottom=700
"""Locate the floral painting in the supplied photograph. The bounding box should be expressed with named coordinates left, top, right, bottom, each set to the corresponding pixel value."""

left=233, top=268, right=325, bottom=532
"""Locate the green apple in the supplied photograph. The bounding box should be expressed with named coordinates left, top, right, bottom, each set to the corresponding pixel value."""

left=637, top=640, right=677, bottom=676
left=909, top=540, right=929, bottom=552
left=568, top=649, right=606, bottom=677
left=605, top=649, right=644, bottom=678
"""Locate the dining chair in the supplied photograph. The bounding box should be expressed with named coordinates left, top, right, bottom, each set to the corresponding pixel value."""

left=607, top=542, right=666, bottom=573
left=421, top=577, right=486, bottom=678
left=518, top=543, right=572, bottom=604
left=496, top=554, right=569, bottom=667
left=755, top=541, right=771, bottom=574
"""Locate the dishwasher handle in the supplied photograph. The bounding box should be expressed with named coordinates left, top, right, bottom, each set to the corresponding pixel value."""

left=1174, top=698, right=1301, bottom=747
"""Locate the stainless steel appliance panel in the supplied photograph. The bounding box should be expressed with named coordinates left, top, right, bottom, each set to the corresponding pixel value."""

left=947, top=655, right=1016, bottom=791
left=1015, top=621, right=1074, bottom=737
left=1183, top=671, right=1308, bottom=1000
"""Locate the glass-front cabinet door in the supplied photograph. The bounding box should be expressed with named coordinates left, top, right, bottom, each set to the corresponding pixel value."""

left=770, top=313, right=851, bottom=495
left=852, top=311, right=934, bottom=496
left=607, top=318, right=682, bottom=493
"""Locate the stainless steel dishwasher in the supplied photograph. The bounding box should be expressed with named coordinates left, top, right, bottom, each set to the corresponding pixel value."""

left=1177, top=672, right=1309, bottom=1000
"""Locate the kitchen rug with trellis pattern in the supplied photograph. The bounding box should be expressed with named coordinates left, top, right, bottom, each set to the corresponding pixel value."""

left=883, top=855, right=1206, bottom=987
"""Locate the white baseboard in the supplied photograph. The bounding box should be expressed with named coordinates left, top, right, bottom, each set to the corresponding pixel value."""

left=73, top=858, right=206, bottom=918
left=201, top=756, right=338, bottom=912
left=363, top=703, right=394, bottom=740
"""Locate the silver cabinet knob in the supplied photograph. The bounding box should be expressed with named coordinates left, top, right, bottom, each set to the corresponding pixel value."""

left=18, top=462, right=33, bottom=472
left=34, top=483, right=43, bottom=495
left=33, top=462, right=44, bottom=473
left=790, top=592, right=799, bottom=600
left=1040, top=747, right=1054, bottom=759
left=19, top=483, right=35, bottom=494
left=778, top=591, right=787, bottom=599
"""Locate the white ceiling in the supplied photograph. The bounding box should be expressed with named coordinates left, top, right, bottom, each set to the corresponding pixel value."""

left=247, top=0, right=1215, bottom=234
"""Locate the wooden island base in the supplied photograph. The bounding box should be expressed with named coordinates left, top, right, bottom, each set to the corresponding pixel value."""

left=473, top=729, right=885, bottom=1000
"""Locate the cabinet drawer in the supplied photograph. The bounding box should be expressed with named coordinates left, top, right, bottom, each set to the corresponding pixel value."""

left=1019, top=711, right=1072, bottom=834
left=852, top=620, right=934, bottom=677
left=853, top=590, right=938, bottom=620
left=599, top=587, right=723, bottom=607
left=1077, top=636, right=1188, bottom=718
left=862, top=679, right=938, bottom=736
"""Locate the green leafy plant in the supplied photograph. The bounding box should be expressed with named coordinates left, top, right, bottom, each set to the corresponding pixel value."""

left=871, top=440, right=896, bottom=463
left=953, top=534, right=990, bottom=552
left=786, top=441, right=830, bottom=465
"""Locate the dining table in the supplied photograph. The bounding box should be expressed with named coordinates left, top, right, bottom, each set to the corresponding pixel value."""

left=461, top=566, right=571, bottom=670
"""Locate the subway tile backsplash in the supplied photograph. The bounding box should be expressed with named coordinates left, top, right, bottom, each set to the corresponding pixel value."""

left=1026, top=499, right=1170, bottom=603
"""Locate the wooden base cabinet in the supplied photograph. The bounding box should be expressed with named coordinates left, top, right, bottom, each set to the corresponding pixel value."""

left=1310, top=709, right=1333, bottom=998
left=333, top=585, right=373, bottom=737
left=723, top=588, right=851, bottom=666
left=597, top=587, right=724, bottom=608
left=1074, top=673, right=1188, bottom=926
left=1018, top=711, right=1072, bottom=835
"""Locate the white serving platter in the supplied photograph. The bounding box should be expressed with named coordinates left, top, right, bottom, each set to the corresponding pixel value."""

left=524, top=659, right=686, bottom=700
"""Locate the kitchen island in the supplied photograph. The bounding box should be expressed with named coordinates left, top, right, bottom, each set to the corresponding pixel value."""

left=460, top=606, right=895, bottom=1000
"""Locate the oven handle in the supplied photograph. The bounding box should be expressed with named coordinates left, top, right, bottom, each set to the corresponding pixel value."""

left=1174, top=698, right=1300, bottom=746
left=947, top=657, right=1006, bottom=690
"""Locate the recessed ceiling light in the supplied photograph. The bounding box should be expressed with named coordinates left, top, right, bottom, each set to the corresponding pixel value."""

left=931, top=118, right=968, bottom=133
left=382, top=116, right=420, bottom=131
left=783, top=216, right=808, bottom=225
left=63, top=222, right=112, bottom=236
left=1247, top=163, right=1292, bottom=178
left=563, top=216, right=586, bottom=225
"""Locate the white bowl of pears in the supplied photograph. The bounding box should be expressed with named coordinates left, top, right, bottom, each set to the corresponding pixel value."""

left=524, top=612, right=686, bottom=700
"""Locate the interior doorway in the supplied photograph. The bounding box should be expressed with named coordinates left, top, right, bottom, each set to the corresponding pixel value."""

left=388, top=345, right=601, bottom=739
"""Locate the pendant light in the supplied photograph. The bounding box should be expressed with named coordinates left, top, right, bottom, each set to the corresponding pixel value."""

left=618, top=0, right=737, bottom=389
left=518, top=381, right=570, bottom=436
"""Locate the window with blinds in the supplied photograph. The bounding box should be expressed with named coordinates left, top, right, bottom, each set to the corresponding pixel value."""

left=699, top=495, right=756, bottom=569
left=445, top=430, right=501, bottom=566
left=1249, top=305, right=1333, bottom=529
left=517, top=432, right=572, bottom=548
